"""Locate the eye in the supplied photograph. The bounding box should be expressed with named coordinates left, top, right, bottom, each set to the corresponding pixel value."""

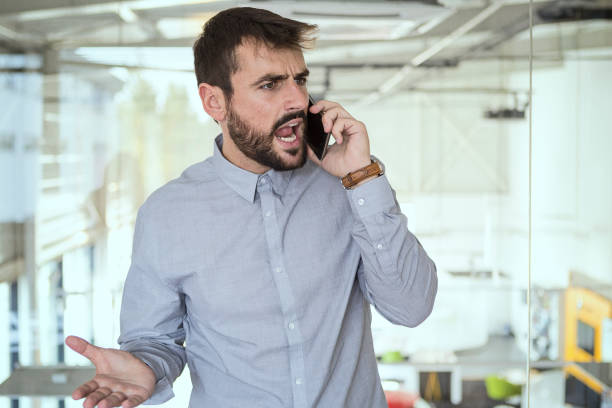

left=261, top=81, right=276, bottom=90
left=295, top=77, right=307, bottom=86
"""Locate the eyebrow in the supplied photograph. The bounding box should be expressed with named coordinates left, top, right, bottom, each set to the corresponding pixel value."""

left=251, top=68, right=310, bottom=87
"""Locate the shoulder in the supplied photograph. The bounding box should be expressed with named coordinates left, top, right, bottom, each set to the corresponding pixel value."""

left=139, top=158, right=218, bottom=219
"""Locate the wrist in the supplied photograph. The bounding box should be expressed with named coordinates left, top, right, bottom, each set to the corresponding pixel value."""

left=340, top=156, right=384, bottom=190
left=346, top=158, right=372, bottom=174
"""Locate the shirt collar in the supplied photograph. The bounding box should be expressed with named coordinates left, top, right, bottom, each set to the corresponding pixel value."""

left=212, top=134, right=294, bottom=203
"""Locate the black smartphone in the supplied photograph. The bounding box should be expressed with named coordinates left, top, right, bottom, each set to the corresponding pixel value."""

left=306, top=95, right=331, bottom=160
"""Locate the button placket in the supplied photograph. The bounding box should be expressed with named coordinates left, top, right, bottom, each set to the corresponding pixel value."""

left=258, top=186, right=308, bottom=408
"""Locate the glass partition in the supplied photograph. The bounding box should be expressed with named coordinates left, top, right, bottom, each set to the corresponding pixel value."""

left=528, top=4, right=612, bottom=407
left=345, top=5, right=533, bottom=405
left=0, top=59, right=212, bottom=407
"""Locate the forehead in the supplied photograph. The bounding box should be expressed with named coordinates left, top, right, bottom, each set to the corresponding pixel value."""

left=233, top=40, right=306, bottom=80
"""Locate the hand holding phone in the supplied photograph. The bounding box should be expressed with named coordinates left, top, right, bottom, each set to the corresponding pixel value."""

left=305, top=97, right=372, bottom=179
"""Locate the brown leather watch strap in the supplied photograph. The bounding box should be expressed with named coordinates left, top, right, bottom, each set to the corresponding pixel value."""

left=341, top=160, right=383, bottom=189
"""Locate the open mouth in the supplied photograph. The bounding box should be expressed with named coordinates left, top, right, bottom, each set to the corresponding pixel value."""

left=274, top=119, right=302, bottom=146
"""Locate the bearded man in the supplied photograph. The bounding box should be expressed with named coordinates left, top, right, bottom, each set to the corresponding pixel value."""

left=66, top=7, right=437, bottom=408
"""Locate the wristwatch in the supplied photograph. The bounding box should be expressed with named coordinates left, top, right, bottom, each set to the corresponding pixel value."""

left=341, top=156, right=384, bottom=190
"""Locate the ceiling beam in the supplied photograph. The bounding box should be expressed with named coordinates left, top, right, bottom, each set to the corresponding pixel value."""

left=0, top=23, right=44, bottom=43
left=0, top=0, right=231, bottom=22
left=355, top=0, right=553, bottom=106
left=0, top=23, right=46, bottom=51
left=356, top=1, right=506, bottom=106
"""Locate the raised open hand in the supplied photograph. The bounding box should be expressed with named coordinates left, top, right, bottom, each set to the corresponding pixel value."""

left=65, top=336, right=156, bottom=408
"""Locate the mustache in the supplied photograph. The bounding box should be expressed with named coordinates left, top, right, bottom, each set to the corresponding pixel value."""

left=272, top=110, right=306, bottom=132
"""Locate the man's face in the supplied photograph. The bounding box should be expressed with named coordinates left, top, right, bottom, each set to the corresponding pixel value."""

left=224, top=40, right=309, bottom=171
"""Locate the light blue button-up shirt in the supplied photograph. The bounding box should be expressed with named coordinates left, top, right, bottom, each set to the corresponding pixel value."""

left=118, top=135, right=437, bottom=407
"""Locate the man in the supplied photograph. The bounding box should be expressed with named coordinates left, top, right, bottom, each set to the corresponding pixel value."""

left=65, top=7, right=437, bottom=408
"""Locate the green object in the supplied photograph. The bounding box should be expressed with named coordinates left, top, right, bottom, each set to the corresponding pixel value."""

left=485, top=375, right=522, bottom=400
left=380, top=350, right=404, bottom=363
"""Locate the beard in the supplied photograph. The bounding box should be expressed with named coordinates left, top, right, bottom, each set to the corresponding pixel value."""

left=226, top=104, right=307, bottom=171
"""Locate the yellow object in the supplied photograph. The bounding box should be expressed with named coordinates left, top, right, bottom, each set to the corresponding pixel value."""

left=423, top=372, right=442, bottom=401
left=564, top=363, right=605, bottom=395
left=564, top=287, right=612, bottom=362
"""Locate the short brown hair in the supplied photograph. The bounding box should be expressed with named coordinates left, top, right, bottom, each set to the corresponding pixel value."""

left=193, top=7, right=317, bottom=100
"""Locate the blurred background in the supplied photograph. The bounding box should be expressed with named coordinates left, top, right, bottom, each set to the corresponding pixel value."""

left=0, top=0, right=610, bottom=407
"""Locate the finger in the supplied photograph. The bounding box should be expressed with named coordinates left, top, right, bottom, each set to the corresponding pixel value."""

left=330, top=118, right=353, bottom=145
left=309, top=103, right=323, bottom=114
left=122, top=395, right=146, bottom=408
left=83, top=386, right=112, bottom=408
left=65, top=335, right=100, bottom=362
left=310, top=100, right=347, bottom=116
left=99, top=391, right=128, bottom=408
left=72, top=380, right=99, bottom=400
left=321, top=109, right=338, bottom=133
left=321, top=107, right=353, bottom=133
left=309, top=100, right=333, bottom=115
left=331, top=118, right=365, bottom=145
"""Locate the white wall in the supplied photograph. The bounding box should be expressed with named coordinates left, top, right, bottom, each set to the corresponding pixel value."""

left=353, top=54, right=611, bottom=345
left=511, top=56, right=612, bottom=288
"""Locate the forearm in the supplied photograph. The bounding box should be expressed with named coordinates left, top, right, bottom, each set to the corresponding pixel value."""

left=348, top=175, right=438, bottom=327
left=119, top=256, right=187, bottom=403
left=119, top=336, right=187, bottom=404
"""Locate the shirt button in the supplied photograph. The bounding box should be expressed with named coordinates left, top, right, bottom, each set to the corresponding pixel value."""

left=275, top=267, right=283, bottom=273
left=265, top=211, right=272, bottom=217
left=288, top=322, right=295, bottom=330
left=357, top=198, right=365, bottom=206
left=295, top=378, right=303, bottom=385
left=377, top=243, right=384, bottom=250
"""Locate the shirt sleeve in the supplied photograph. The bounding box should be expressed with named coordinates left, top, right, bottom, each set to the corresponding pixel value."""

left=347, top=173, right=438, bottom=327
left=117, top=205, right=187, bottom=404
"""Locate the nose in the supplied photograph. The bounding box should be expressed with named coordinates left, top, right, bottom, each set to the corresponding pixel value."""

left=283, top=80, right=308, bottom=113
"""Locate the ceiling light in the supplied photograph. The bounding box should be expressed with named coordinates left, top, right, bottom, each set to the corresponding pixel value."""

left=118, top=6, right=138, bottom=23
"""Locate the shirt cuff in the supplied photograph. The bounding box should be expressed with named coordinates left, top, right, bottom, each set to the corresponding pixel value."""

left=128, top=351, right=176, bottom=405
left=346, top=174, right=395, bottom=218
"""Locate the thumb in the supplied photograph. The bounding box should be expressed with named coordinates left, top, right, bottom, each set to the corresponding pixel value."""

left=65, top=335, right=100, bottom=362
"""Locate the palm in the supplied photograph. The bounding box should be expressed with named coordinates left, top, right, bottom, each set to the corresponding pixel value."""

left=66, top=336, right=156, bottom=408
left=91, top=349, right=153, bottom=394
left=310, top=130, right=370, bottom=179
left=321, top=141, right=366, bottom=177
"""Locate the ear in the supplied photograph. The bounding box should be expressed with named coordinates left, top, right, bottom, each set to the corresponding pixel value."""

left=198, top=83, right=227, bottom=122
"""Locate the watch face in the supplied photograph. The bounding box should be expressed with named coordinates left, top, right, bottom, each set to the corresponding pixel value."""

left=370, top=156, right=384, bottom=174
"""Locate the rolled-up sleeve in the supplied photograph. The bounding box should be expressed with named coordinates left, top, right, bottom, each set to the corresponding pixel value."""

left=118, top=205, right=187, bottom=404
left=347, top=174, right=438, bottom=328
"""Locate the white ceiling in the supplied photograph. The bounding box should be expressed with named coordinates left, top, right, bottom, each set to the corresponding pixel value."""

left=0, top=0, right=611, bottom=102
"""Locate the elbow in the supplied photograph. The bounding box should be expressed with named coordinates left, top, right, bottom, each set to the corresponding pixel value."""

left=404, top=286, right=437, bottom=327
left=400, top=260, right=438, bottom=328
